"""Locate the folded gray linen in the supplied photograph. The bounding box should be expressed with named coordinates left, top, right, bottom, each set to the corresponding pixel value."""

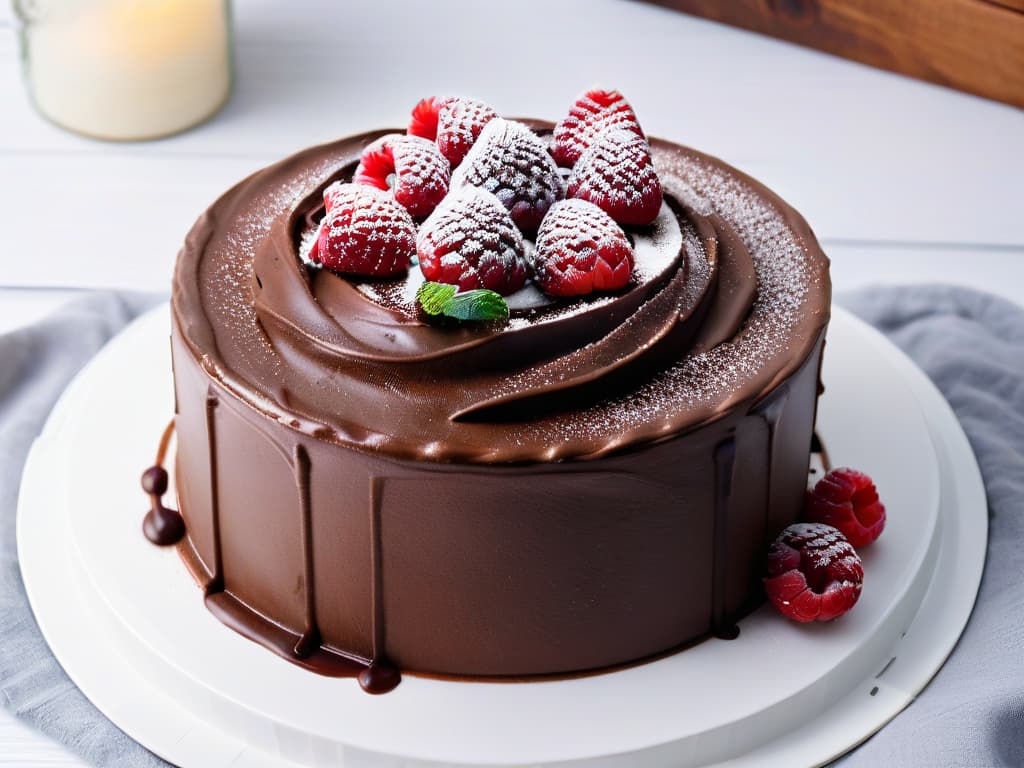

left=0, top=286, right=1020, bottom=767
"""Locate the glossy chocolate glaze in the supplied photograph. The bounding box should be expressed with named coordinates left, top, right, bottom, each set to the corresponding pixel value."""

left=168, top=123, right=830, bottom=687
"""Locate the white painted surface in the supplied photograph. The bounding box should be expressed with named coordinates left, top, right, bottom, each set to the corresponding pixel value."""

left=1, top=0, right=1021, bottom=764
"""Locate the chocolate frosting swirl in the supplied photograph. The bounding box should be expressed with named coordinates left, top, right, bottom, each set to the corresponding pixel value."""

left=173, top=123, right=829, bottom=463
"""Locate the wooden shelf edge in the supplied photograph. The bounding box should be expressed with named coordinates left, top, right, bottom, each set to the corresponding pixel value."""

left=643, top=0, right=1024, bottom=109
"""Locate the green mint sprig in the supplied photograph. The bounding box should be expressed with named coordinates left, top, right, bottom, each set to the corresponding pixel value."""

left=416, top=281, right=509, bottom=322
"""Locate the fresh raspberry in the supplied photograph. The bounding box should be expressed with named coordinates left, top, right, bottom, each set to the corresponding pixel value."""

left=417, top=186, right=527, bottom=295
left=764, top=523, right=864, bottom=623
left=408, top=96, right=498, bottom=168
left=352, top=134, right=450, bottom=219
left=567, top=129, right=662, bottom=226
left=551, top=88, right=645, bottom=168
left=312, top=182, right=416, bottom=277
left=806, top=468, right=886, bottom=548
left=451, top=118, right=565, bottom=234
left=407, top=96, right=442, bottom=141
left=531, top=199, right=634, bottom=297
left=437, top=97, right=498, bottom=168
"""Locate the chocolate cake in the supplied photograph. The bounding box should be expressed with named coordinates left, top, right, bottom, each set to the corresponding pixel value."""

left=160, top=93, right=830, bottom=693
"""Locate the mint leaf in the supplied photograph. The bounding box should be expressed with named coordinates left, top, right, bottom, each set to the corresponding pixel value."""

left=443, top=290, right=509, bottom=321
left=416, top=281, right=509, bottom=322
left=416, top=281, right=457, bottom=315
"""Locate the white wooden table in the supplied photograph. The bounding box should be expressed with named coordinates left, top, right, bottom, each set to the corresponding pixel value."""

left=1, top=1, right=1022, bottom=765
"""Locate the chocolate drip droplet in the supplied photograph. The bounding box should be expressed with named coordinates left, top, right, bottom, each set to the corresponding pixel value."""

left=141, top=466, right=186, bottom=546
left=358, top=660, right=401, bottom=695
left=713, top=623, right=740, bottom=641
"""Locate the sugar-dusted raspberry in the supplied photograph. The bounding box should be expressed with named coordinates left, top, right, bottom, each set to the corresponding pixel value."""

left=437, top=97, right=498, bottom=168
left=807, top=468, right=887, bottom=548
left=407, top=96, right=442, bottom=141
left=451, top=118, right=565, bottom=235
left=567, top=129, right=662, bottom=226
left=352, top=134, right=450, bottom=219
left=417, top=186, right=527, bottom=295
left=312, top=182, right=416, bottom=277
left=408, top=96, right=498, bottom=168
left=531, top=199, right=634, bottom=297
left=551, top=87, right=645, bottom=168
left=764, top=522, right=864, bottom=623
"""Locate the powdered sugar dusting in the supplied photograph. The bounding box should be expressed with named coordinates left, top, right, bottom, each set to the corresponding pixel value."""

left=194, top=133, right=825, bottom=462
left=353, top=134, right=450, bottom=218
left=531, top=198, right=633, bottom=295
left=489, top=147, right=819, bottom=449
left=632, top=202, right=684, bottom=282
left=774, top=522, right=863, bottom=581
left=417, top=185, right=527, bottom=294
left=451, top=118, right=565, bottom=233
left=210, top=157, right=340, bottom=381
left=567, top=129, right=661, bottom=225
left=437, top=96, right=497, bottom=167
left=551, top=88, right=644, bottom=167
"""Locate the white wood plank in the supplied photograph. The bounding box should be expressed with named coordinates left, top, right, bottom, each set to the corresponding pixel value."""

left=0, top=711, right=85, bottom=766
left=0, top=153, right=274, bottom=290
left=1, top=0, right=1021, bottom=263
left=824, top=242, right=1024, bottom=308
left=0, top=287, right=80, bottom=333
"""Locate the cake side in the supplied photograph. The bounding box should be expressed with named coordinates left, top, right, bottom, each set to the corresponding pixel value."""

left=171, top=320, right=824, bottom=677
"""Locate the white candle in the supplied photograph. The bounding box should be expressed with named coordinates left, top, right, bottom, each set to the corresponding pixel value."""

left=22, top=0, right=232, bottom=140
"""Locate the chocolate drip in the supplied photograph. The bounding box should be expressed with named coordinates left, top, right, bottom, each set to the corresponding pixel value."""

left=141, top=466, right=185, bottom=546
left=202, top=590, right=374, bottom=680
left=292, top=444, right=321, bottom=659
left=364, top=477, right=400, bottom=693
left=758, top=390, right=789, bottom=538
left=169, top=425, right=403, bottom=692
left=142, top=421, right=185, bottom=546
left=204, top=390, right=224, bottom=595
left=712, top=438, right=740, bottom=640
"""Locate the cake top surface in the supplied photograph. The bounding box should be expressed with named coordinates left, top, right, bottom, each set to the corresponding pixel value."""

left=172, top=92, right=830, bottom=463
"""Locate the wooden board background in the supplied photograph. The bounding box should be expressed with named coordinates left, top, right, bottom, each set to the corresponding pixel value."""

left=643, top=0, right=1024, bottom=108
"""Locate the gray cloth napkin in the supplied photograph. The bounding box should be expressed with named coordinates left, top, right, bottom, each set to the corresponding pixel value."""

left=1, top=286, right=1022, bottom=768
left=833, top=286, right=1024, bottom=768
left=1, top=291, right=168, bottom=767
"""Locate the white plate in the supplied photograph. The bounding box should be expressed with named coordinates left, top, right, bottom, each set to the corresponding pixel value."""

left=17, top=304, right=986, bottom=768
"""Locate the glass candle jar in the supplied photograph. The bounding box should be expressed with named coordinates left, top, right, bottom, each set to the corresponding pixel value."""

left=15, top=0, right=233, bottom=140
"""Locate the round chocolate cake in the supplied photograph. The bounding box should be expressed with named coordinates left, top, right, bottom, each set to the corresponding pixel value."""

left=166, top=93, right=830, bottom=693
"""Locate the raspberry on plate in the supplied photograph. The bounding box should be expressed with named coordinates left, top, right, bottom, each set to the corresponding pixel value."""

left=451, top=118, right=565, bottom=235
left=764, top=522, right=864, bottom=623
left=417, top=186, right=527, bottom=295
left=312, top=183, right=416, bottom=277
left=551, top=87, right=645, bottom=168
left=567, top=129, right=662, bottom=226
left=408, top=96, right=498, bottom=168
left=352, top=134, right=450, bottom=219
left=531, top=199, right=634, bottom=297
left=807, top=468, right=887, bottom=548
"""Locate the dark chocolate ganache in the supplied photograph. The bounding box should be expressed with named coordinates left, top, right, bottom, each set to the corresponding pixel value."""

left=173, top=124, right=830, bottom=463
